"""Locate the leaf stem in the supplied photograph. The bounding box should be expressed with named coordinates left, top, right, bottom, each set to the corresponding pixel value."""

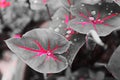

left=45, top=4, right=52, bottom=20
left=0, top=9, right=4, bottom=24
left=43, top=73, right=47, bottom=80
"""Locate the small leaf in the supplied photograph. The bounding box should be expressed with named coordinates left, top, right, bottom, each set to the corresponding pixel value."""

left=5, top=29, right=70, bottom=73
left=106, top=45, right=120, bottom=80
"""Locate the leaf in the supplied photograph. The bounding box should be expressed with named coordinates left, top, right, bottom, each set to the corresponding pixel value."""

left=69, top=3, right=120, bottom=36
left=49, top=6, right=85, bottom=66
left=5, top=28, right=71, bottom=73
left=106, top=45, right=120, bottom=80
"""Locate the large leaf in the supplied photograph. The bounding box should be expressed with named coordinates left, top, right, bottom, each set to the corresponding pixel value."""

left=5, top=29, right=71, bottom=73
left=69, top=3, right=120, bottom=36
left=106, top=45, right=120, bottom=80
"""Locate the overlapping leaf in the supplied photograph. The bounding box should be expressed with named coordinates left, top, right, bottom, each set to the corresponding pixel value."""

left=51, top=7, right=85, bottom=65
left=5, top=29, right=70, bottom=73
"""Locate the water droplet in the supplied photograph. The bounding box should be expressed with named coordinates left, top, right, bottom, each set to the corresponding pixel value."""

left=81, top=20, right=84, bottom=21
left=89, top=17, right=94, bottom=21
left=65, top=35, right=69, bottom=38
left=47, top=52, right=51, bottom=56
left=49, top=27, right=53, bottom=30
left=54, top=28, right=60, bottom=32
left=81, top=4, right=85, bottom=6
left=71, top=5, right=74, bottom=7
left=108, top=13, right=111, bottom=15
left=98, top=2, right=102, bottom=5
left=62, top=20, right=65, bottom=23
left=58, top=24, right=62, bottom=27
left=97, top=19, right=101, bottom=21
left=34, top=0, right=38, bottom=3
left=74, top=39, right=77, bottom=41
left=66, top=30, right=71, bottom=34
left=91, top=11, right=96, bottom=15
left=106, top=8, right=108, bottom=10
left=56, top=17, right=59, bottom=20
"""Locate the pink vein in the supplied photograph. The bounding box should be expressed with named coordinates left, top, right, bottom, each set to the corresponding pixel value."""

left=16, top=40, right=60, bottom=61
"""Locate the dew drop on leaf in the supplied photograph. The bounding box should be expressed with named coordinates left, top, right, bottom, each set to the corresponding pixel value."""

left=91, top=11, right=96, bottom=15
left=54, top=28, right=60, bottom=32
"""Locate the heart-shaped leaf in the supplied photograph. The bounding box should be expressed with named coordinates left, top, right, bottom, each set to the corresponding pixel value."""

left=69, top=3, right=120, bottom=36
left=5, top=28, right=71, bottom=73
left=106, top=45, right=120, bottom=80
